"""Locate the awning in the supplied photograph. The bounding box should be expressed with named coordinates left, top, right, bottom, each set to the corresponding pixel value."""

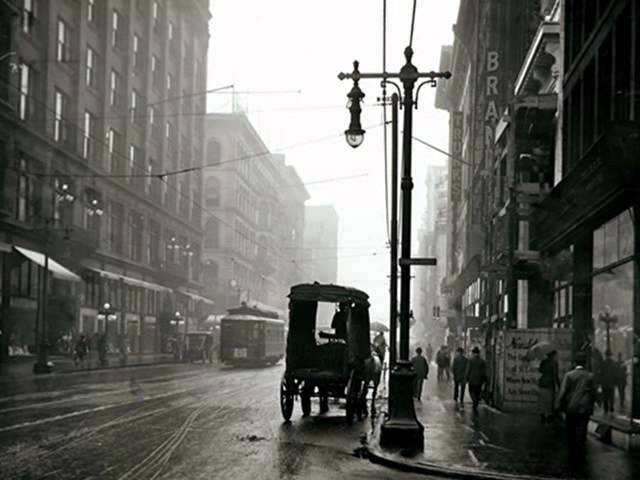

left=15, top=246, right=81, bottom=282
left=177, top=289, right=215, bottom=305
left=90, top=268, right=171, bottom=292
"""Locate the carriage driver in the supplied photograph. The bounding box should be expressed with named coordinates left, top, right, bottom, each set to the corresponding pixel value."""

left=331, top=302, right=349, bottom=340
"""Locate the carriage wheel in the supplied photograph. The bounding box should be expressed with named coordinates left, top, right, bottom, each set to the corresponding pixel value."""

left=280, top=376, right=294, bottom=422
left=301, top=385, right=312, bottom=417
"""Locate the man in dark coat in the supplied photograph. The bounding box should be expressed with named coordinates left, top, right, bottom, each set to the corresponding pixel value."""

left=411, top=347, right=429, bottom=401
left=452, top=347, right=468, bottom=407
left=465, top=347, right=487, bottom=412
left=600, top=350, right=617, bottom=413
left=558, top=353, right=596, bottom=458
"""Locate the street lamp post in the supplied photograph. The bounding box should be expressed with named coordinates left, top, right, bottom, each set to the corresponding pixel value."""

left=598, top=305, right=618, bottom=352
left=339, top=47, right=450, bottom=449
left=33, top=181, right=76, bottom=374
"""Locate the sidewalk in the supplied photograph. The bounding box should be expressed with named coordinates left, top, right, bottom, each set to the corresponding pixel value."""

left=367, top=367, right=640, bottom=479
left=0, top=351, right=176, bottom=379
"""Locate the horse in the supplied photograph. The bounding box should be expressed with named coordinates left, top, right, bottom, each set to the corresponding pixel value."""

left=358, top=350, right=383, bottom=418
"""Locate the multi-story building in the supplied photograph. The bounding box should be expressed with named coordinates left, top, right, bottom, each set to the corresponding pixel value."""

left=0, top=0, right=211, bottom=361
left=532, top=0, right=640, bottom=443
left=202, top=113, right=308, bottom=316
left=413, top=166, right=447, bottom=347
left=302, top=205, right=338, bottom=285
left=437, top=0, right=539, bottom=349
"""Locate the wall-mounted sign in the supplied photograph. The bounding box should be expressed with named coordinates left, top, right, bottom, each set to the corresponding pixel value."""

left=450, top=112, right=463, bottom=204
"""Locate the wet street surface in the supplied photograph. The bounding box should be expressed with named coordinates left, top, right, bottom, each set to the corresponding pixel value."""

left=0, top=364, right=434, bottom=480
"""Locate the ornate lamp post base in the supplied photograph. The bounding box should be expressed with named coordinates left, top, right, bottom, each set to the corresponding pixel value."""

left=33, top=348, right=53, bottom=374
left=380, top=361, right=424, bottom=449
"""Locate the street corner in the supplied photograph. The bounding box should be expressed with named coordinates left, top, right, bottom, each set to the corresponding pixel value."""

left=363, top=412, right=571, bottom=480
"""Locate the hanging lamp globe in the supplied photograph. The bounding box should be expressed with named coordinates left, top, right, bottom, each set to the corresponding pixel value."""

left=344, top=61, right=365, bottom=148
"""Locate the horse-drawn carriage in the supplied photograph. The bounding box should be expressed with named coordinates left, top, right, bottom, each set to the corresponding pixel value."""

left=280, top=283, right=380, bottom=422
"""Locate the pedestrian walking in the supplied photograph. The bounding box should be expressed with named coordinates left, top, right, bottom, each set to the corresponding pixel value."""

left=600, top=350, right=617, bottom=414
left=97, top=333, right=108, bottom=367
left=373, top=331, right=387, bottom=365
left=452, top=347, right=468, bottom=407
left=74, top=335, right=88, bottom=367
left=203, top=334, right=214, bottom=363
left=616, top=353, right=627, bottom=410
left=411, top=347, right=429, bottom=401
left=425, top=343, right=434, bottom=365
left=558, top=352, right=596, bottom=458
left=442, top=346, right=452, bottom=382
left=436, top=345, right=446, bottom=382
left=537, top=350, right=560, bottom=423
left=465, top=347, right=487, bottom=413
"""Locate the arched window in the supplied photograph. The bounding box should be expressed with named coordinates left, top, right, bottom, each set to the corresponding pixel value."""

left=204, top=216, right=219, bottom=248
left=207, top=139, right=221, bottom=165
left=204, top=176, right=220, bottom=207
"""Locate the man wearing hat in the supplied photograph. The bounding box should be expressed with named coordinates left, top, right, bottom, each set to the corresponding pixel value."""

left=558, top=352, right=596, bottom=458
left=465, top=347, right=487, bottom=413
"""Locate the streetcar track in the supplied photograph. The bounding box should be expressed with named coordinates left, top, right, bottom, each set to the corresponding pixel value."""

left=117, top=403, right=208, bottom=480
left=0, top=385, right=199, bottom=433
left=0, top=370, right=211, bottom=412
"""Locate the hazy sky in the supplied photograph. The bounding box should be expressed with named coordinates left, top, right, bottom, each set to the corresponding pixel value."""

left=207, top=0, right=460, bottom=323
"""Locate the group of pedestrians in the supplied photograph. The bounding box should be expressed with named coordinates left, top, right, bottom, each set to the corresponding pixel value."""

left=410, top=344, right=488, bottom=412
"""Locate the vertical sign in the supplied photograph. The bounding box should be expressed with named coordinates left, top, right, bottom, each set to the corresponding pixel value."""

left=450, top=112, right=463, bottom=204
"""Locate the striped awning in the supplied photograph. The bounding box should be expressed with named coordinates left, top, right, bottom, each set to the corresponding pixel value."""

left=15, top=246, right=81, bottom=282
left=90, top=268, right=171, bottom=292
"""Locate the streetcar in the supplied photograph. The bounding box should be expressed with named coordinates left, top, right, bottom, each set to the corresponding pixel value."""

left=219, top=303, right=285, bottom=366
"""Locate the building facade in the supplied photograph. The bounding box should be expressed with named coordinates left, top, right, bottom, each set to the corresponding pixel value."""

left=439, top=0, right=640, bottom=444
left=0, top=0, right=211, bottom=360
left=413, top=166, right=448, bottom=347
left=532, top=0, right=640, bottom=441
left=302, top=205, right=338, bottom=285
left=203, top=113, right=308, bottom=317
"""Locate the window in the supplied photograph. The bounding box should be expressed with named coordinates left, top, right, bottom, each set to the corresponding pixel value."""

left=166, top=121, right=174, bottom=155
left=152, top=1, right=160, bottom=32
left=54, top=90, right=67, bottom=143
left=82, top=111, right=95, bottom=160
left=145, top=158, right=155, bottom=197
left=87, top=0, right=95, bottom=22
left=205, top=217, right=219, bottom=248
left=108, top=202, right=124, bottom=255
left=168, top=21, right=174, bottom=42
left=167, top=73, right=173, bottom=93
left=130, top=90, right=139, bottom=123
left=148, top=220, right=160, bottom=265
left=22, top=0, right=35, bottom=35
left=109, top=69, right=121, bottom=107
left=128, top=144, right=141, bottom=179
left=85, top=46, right=96, bottom=87
left=129, top=212, right=144, bottom=262
left=149, top=106, right=158, bottom=137
left=17, top=156, right=29, bottom=221
left=18, top=63, right=32, bottom=120
left=56, top=19, right=71, bottom=62
left=207, top=139, right=221, bottom=165
left=151, top=55, right=161, bottom=88
left=107, top=128, right=123, bottom=174
left=132, top=34, right=140, bottom=70
left=111, top=9, right=122, bottom=48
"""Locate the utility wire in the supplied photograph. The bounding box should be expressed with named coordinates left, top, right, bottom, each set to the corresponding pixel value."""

left=0, top=77, right=375, bottom=274
left=409, top=0, right=418, bottom=48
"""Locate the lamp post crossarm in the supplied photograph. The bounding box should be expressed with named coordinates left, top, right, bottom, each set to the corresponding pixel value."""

left=338, top=70, right=451, bottom=82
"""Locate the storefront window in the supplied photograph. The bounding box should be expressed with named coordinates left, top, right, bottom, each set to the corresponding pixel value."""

left=591, top=209, right=635, bottom=420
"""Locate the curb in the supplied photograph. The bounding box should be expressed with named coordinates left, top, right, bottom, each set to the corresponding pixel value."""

left=365, top=417, right=574, bottom=480
left=0, top=358, right=182, bottom=378
left=366, top=445, right=569, bottom=480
